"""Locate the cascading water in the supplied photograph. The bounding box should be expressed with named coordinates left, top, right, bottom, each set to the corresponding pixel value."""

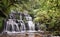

left=3, top=10, right=42, bottom=35
left=24, top=14, right=35, bottom=32
left=4, top=11, right=26, bottom=33
left=19, top=20, right=26, bottom=32
left=6, top=19, right=19, bottom=32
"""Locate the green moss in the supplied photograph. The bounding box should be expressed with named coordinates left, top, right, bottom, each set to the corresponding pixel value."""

left=0, top=17, right=4, bottom=29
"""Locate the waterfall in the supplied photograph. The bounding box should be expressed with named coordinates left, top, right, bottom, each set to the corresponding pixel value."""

left=3, top=10, right=41, bottom=34
left=6, top=19, right=19, bottom=32
left=24, top=13, right=35, bottom=32
left=28, top=21, right=35, bottom=30
left=19, top=20, right=26, bottom=32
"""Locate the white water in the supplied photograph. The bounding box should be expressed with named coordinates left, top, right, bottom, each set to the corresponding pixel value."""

left=6, top=19, right=19, bottom=32
left=3, top=10, right=42, bottom=35
left=24, top=14, right=35, bottom=31
left=20, top=20, right=26, bottom=31
left=28, top=21, right=35, bottom=31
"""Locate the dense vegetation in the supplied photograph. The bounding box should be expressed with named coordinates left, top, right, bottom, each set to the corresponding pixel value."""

left=0, top=0, right=60, bottom=35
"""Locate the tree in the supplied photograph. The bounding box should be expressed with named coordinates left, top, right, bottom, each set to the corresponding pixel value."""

left=33, top=0, right=60, bottom=35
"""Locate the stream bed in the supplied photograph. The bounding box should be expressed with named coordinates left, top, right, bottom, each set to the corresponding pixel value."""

left=0, top=32, right=44, bottom=37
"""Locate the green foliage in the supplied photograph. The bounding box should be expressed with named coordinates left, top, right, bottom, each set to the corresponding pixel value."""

left=0, top=0, right=18, bottom=31
left=0, top=17, right=4, bottom=29
left=0, top=0, right=60, bottom=35
left=0, top=0, right=18, bottom=17
left=33, top=0, right=60, bottom=35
